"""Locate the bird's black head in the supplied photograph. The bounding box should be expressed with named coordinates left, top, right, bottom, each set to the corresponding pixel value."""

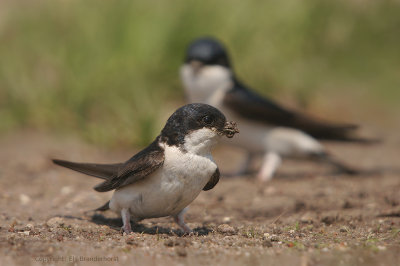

left=160, top=103, right=239, bottom=148
left=184, top=37, right=231, bottom=68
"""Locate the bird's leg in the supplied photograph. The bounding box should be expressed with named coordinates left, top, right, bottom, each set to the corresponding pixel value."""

left=121, top=208, right=132, bottom=234
left=173, top=208, right=192, bottom=234
left=257, top=152, right=282, bottom=182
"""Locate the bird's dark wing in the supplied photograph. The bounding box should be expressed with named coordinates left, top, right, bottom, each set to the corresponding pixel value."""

left=223, top=80, right=367, bottom=141
left=52, top=159, right=123, bottom=180
left=94, top=137, right=165, bottom=192
left=203, top=168, right=220, bottom=191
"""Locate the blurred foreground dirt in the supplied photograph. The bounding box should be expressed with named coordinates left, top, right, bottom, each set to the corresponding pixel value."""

left=0, top=129, right=399, bottom=266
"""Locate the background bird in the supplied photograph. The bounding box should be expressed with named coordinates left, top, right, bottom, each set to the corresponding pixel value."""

left=53, top=103, right=239, bottom=234
left=180, top=37, right=377, bottom=182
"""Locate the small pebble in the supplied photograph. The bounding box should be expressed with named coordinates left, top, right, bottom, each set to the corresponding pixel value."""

left=26, top=224, right=34, bottom=229
left=56, top=234, right=63, bottom=242
left=175, top=247, right=187, bottom=257
left=262, top=240, right=273, bottom=247
left=321, top=216, right=335, bottom=225
left=19, top=194, right=31, bottom=205
left=270, top=235, right=279, bottom=242
left=217, top=224, right=237, bottom=235
left=164, top=239, right=174, bottom=247
left=46, top=217, right=65, bottom=228
left=222, top=217, right=231, bottom=223
left=175, top=238, right=188, bottom=247
left=125, top=238, right=137, bottom=246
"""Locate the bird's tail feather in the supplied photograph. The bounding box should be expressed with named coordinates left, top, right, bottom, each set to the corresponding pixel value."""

left=94, top=201, right=110, bottom=212
left=52, top=159, right=122, bottom=179
left=311, top=152, right=361, bottom=175
left=296, top=116, right=381, bottom=144
left=321, top=136, right=382, bottom=144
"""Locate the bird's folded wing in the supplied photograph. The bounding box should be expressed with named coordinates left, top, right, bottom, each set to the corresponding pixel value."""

left=94, top=138, right=165, bottom=192
left=223, top=81, right=361, bottom=141
left=203, top=168, right=220, bottom=191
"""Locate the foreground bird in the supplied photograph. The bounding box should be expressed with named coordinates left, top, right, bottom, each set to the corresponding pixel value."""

left=181, top=37, right=375, bottom=181
left=53, top=103, right=239, bottom=234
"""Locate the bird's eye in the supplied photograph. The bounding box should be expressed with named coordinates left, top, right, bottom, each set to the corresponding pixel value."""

left=202, top=115, right=213, bottom=125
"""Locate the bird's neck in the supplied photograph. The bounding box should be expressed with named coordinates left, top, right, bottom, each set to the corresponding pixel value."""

left=182, top=128, right=219, bottom=157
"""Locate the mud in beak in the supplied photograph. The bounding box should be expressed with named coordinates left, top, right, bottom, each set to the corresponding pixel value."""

left=222, top=121, right=239, bottom=138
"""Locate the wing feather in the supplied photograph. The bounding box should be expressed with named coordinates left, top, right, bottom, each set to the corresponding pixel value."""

left=223, top=80, right=364, bottom=141
left=203, top=168, right=220, bottom=191
left=94, top=137, right=165, bottom=192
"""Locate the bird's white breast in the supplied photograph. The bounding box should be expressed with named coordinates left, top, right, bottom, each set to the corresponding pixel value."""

left=109, top=140, right=217, bottom=219
left=180, top=64, right=233, bottom=105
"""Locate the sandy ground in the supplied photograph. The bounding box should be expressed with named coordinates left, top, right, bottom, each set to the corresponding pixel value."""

left=0, top=127, right=399, bottom=266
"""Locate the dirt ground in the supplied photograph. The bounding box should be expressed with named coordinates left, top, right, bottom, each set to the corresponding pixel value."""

left=0, top=125, right=399, bottom=266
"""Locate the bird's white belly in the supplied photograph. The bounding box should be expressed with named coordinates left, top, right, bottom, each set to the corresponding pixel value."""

left=109, top=145, right=217, bottom=219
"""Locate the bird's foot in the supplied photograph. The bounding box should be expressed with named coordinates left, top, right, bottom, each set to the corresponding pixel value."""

left=180, top=224, right=193, bottom=235
left=121, top=224, right=132, bottom=235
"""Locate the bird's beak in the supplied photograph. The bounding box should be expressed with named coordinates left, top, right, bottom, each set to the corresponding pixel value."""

left=222, top=121, right=239, bottom=138
left=190, top=60, right=204, bottom=74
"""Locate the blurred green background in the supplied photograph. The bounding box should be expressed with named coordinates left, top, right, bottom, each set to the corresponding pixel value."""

left=1, top=0, right=399, bottom=147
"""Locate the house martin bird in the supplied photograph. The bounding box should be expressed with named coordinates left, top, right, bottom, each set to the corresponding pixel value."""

left=180, top=37, right=375, bottom=182
left=53, top=103, right=239, bottom=234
